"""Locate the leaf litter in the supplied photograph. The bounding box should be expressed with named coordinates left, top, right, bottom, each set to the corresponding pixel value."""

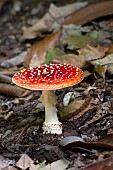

left=1, top=0, right=113, bottom=170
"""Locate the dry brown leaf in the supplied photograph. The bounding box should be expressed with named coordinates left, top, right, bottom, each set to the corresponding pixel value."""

left=91, top=53, right=113, bottom=66
left=60, top=97, right=93, bottom=120
left=24, top=30, right=61, bottom=67
left=78, top=45, right=108, bottom=61
left=64, top=1, right=113, bottom=25
left=52, top=45, right=108, bottom=70
left=16, top=154, right=34, bottom=170
left=22, top=2, right=88, bottom=40
left=52, top=53, right=89, bottom=69
left=86, top=156, right=113, bottom=170
left=98, top=44, right=113, bottom=75
left=107, top=63, right=113, bottom=74
left=107, top=44, right=113, bottom=54
left=2, top=166, right=17, bottom=170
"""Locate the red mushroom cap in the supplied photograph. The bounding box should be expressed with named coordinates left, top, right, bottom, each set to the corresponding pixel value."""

left=12, top=63, right=84, bottom=90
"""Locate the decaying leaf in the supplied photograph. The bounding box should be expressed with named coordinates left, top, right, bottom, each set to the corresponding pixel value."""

left=107, top=63, right=113, bottom=74
left=22, top=2, right=88, bottom=39
left=60, top=97, right=93, bottom=120
left=94, top=65, right=107, bottom=78
left=105, top=44, right=113, bottom=74
left=30, top=159, right=70, bottom=170
left=60, top=136, right=84, bottom=147
left=60, top=135, right=113, bottom=153
left=2, top=165, right=17, bottom=170
left=64, top=1, right=113, bottom=25
left=24, top=30, right=61, bottom=67
left=99, top=134, right=113, bottom=146
left=62, top=35, right=98, bottom=50
left=107, top=43, right=113, bottom=54
left=78, top=45, right=108, bottom=61
left=90, top=53, right=113, bottom=66
left=85, top=156, right=113, bottom=170
left=52, top=53, right=89, bottom=69
left=52, top=45, right=108, bottom=70
left=62, top=24, right=91, bottom=39
left=79, top=99, right=111, bottom=131
left=0, top=51, right=27, bottom=68
left=0, top=156, right=15, bottom=170
left=16, top=154, right=34, bottom=170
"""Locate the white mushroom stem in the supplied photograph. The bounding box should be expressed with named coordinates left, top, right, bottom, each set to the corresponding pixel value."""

left=39, top=90, right=62, bottom=134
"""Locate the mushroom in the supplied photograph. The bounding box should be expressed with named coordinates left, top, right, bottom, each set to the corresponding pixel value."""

left=12, top=63, right=84, bottom=134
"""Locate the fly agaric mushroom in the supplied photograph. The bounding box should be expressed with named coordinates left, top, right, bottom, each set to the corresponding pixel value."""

left=12, top=63, right=84, bottom=134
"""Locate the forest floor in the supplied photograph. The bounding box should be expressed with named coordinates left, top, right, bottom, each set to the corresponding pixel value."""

left=0, top=0, right=113, bottom=170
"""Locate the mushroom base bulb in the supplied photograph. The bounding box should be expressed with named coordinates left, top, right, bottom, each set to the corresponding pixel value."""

left=42, top=122, right=62, bottom=134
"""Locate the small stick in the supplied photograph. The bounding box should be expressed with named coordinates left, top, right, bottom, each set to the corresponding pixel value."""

left=0, top=71, right=17, bottom=76
left=0, top=83, right=27, bottom=97
left=0, top=74, right=12, bottom=83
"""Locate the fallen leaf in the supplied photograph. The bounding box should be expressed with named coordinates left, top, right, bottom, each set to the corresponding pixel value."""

left=24, top=30, right=61, bottom=67
left=30, top=161, right=47, bottom=170
left=98, top=30, right=111, bottom=40
left=60, top=135, right=113, bottom=152
left=83, top=86, right=97, bottom=95
left=60, top=136, right=84, bottom=147
left=107, top=44, right=113, bottom=54
left=11, top=0, right=22, bottom=14
left=91, top=53, right=113, bottom=66
left=50, top=159, right=70, bottom=170
left=78, top=45, right=108, bottom=61
left=0, top=51, right=27, bottom=68
left=62, top=24, right=91, bottom=38
left=107, top=63, right=113, bottom=74
left=60, top=97, right=93, bottom=120
left=67, top=168, right=77, bottom=170
left=22, top=2, right=88, bottom=39
left=30, top=159, right=70, bottom=170
left=85, top=156, right=113, bottom=170
left=64, top=1, right=113, bottom=25
left=2, top=166, right=17, bottom=170
left=62, top=35, right=98, bottom=49
left=99, top=134, right=113, bottom=145
left=44, top=48, right=65, bottom=65
left=52, top=53, right=89, bottom=69
left=94, top=65, right=107, bottom=78
left=52, top=45, right=107, bottom=71
left=0, top=156, right=15, bottom=170
left=16, top=154, right=34, bottom=170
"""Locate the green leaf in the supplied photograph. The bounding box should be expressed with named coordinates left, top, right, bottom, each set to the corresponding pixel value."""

left=63, top=35, right=98, bottom=49
left=44, top=48, right=65, bottom=64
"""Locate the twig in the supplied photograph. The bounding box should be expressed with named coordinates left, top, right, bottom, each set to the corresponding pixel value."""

left=0, top=74, right=12, bottom=83
left=0, top=83, right=27, bottom=97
